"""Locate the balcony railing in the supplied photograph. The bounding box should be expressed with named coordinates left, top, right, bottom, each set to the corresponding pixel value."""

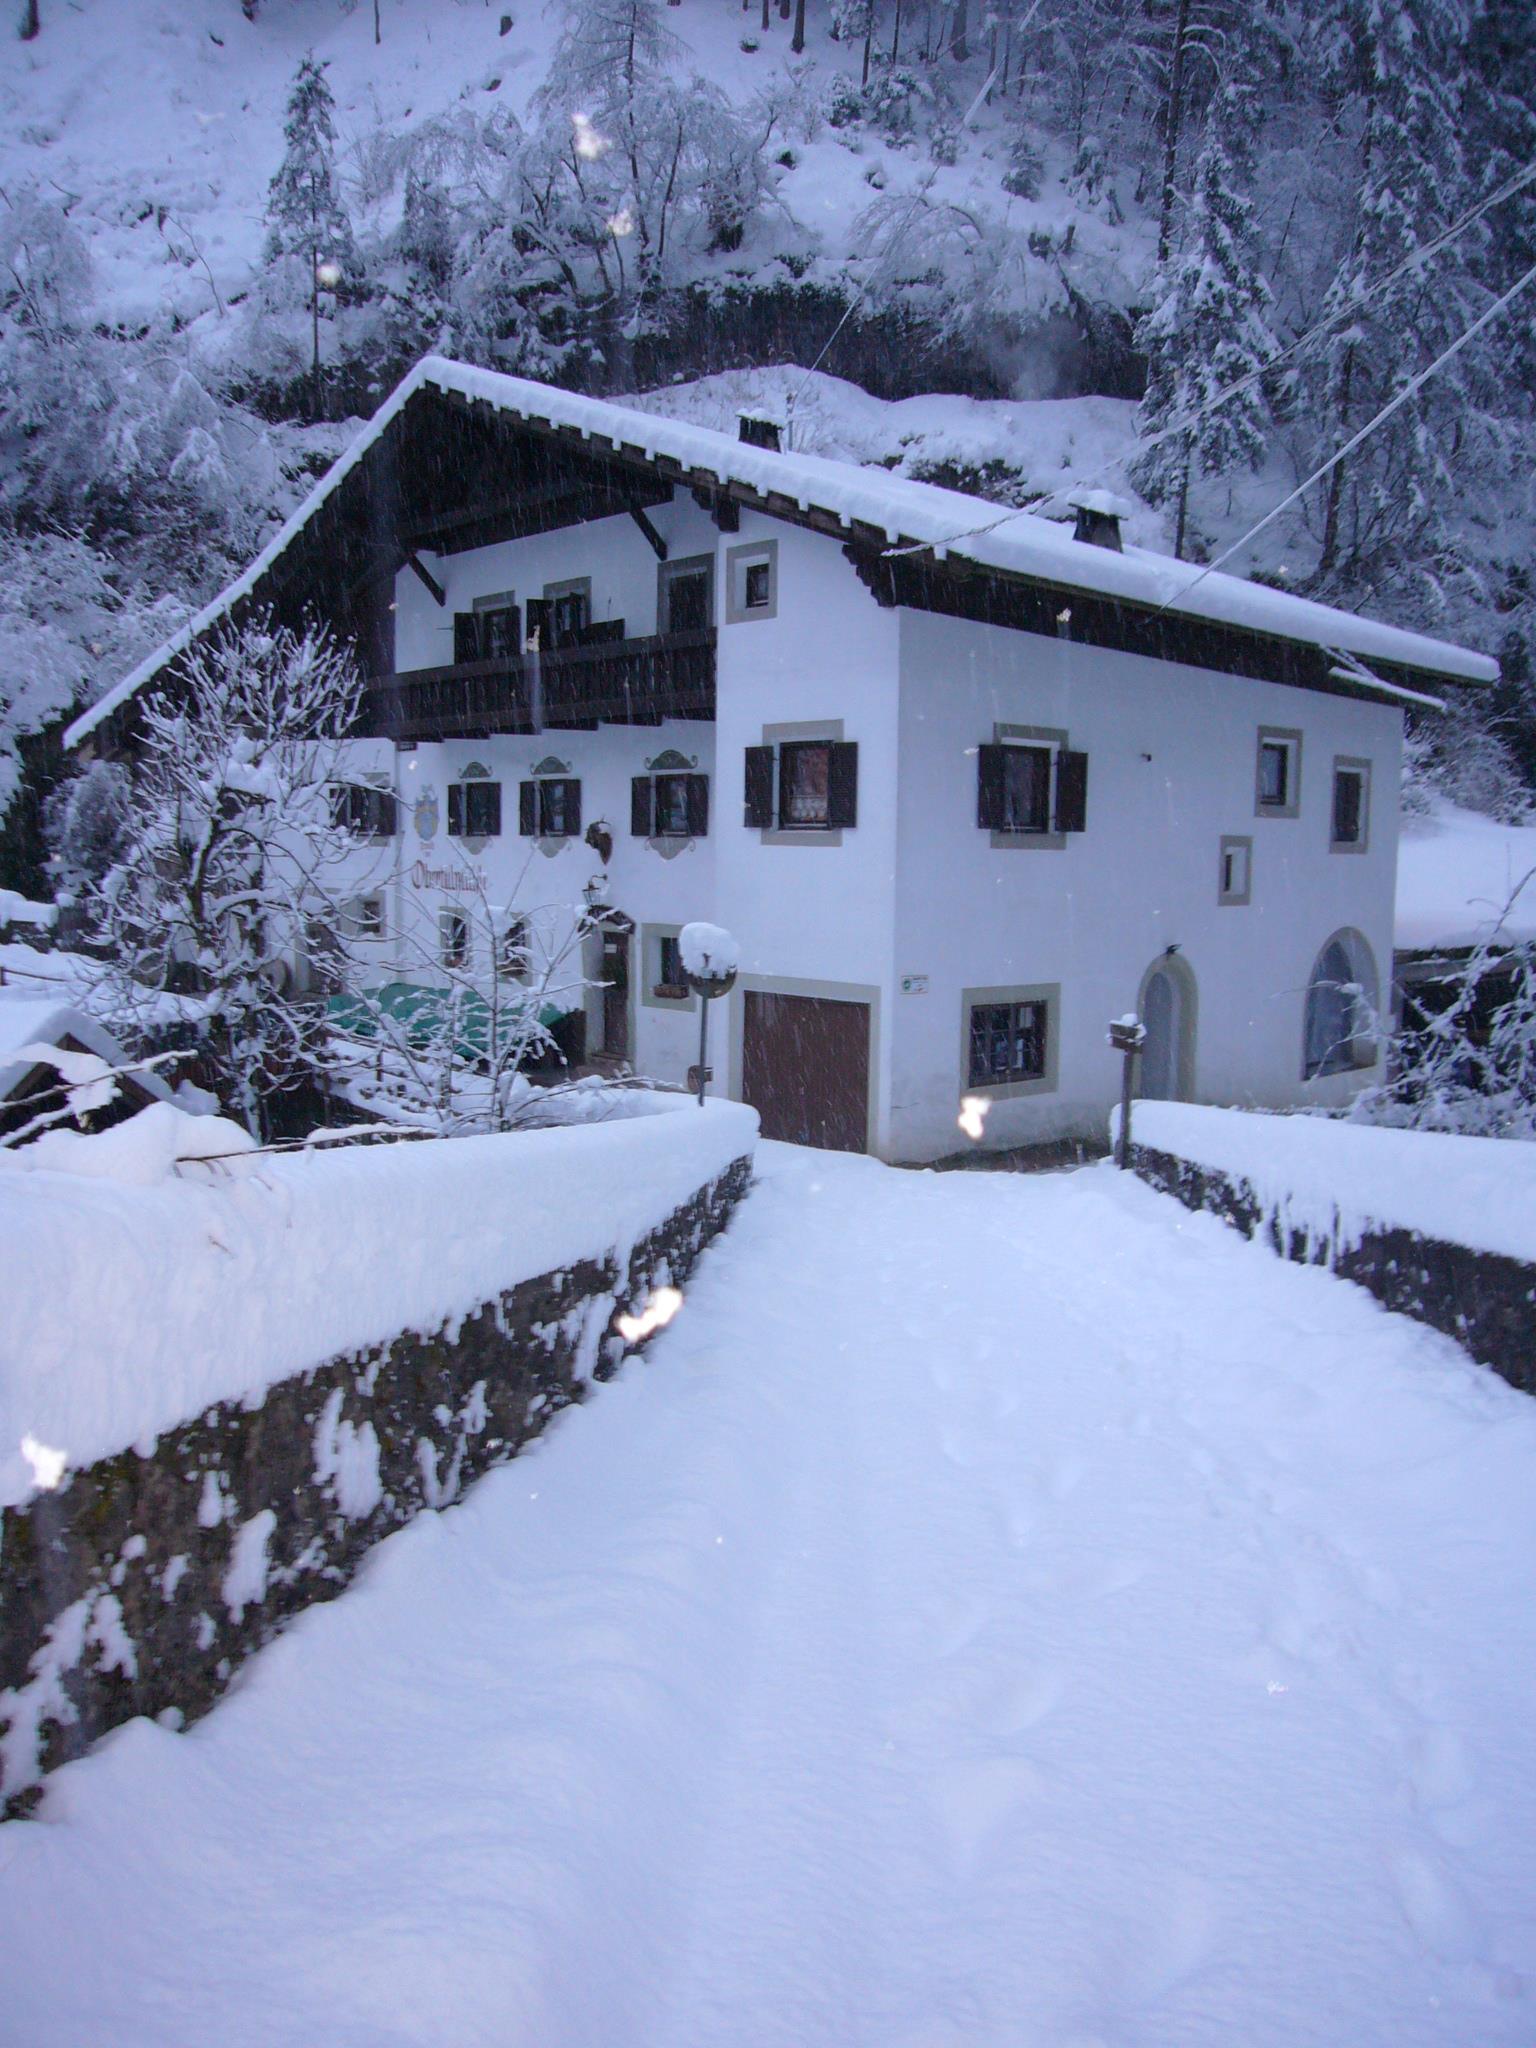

left=359, top=627, right=716, bottom=741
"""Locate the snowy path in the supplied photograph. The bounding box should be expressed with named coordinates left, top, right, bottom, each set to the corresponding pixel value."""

left=4, top=1146, right=1536, bottom=2047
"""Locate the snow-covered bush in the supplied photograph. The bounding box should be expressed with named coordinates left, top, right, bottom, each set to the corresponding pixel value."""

left=86, top=620, right=372, bottom=1138
left=1353, top=871, right=1536, bottom=1142
left=1402, top=698, right=1531, bottom=827
left=43, top=758, right=131, bottom=904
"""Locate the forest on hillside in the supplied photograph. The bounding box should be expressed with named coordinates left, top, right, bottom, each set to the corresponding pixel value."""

left=4, top=0, right=1535, bottom=892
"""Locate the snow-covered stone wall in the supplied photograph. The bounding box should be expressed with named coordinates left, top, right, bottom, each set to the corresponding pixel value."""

left=0, top=1106, right=756, bottom=1815
left=1125, top=1102, right=1536, bottom=1390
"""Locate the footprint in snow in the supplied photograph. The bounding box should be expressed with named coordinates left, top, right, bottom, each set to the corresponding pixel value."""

left=1388, top=1846, right=1481, bottom=1961
left=930, top=1754, right=1044, bottom=1876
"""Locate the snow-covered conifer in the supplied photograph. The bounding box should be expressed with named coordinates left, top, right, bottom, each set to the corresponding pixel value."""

left=265, top=56, right=356, bottom=406
left=1130, top=76, right=1278, bottom=558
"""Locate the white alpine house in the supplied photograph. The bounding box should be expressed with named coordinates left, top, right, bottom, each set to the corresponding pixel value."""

left=72, top=357, right=1498, bottom=1161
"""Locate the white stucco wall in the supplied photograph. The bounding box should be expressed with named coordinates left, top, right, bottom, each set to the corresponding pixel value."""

left=887, top=609, right=1402, bottom=1161
left=710, top=516, right=901, bottom=1151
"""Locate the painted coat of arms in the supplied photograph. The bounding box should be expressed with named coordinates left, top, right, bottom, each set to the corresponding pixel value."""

left=413, top=787, right=439, bottom=841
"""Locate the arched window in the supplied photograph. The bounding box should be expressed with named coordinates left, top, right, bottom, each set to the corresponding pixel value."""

left=1304, top=928, right=1379, bottom=1078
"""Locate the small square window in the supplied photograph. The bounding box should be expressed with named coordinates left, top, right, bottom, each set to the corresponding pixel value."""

left=779, top=740, right=831, bottom=828
left=968, top=999, right=1048, bottom=1088
left=352, top=895, right=385, bottom=939
left=1256, top=729, right=1301, bottom=818
left=497, top=917, right=530, bottom=980
left=655, top=934, right=690, bottom=998
left=1218, top=835, right=1252, bottom=906
left=1331, top=762, right=1369, bottom=850
left=726, top=541, right=778, bottom=623
left=440, top=910, right=469, bottom=970
left=449, top=779, right=502, bottom=839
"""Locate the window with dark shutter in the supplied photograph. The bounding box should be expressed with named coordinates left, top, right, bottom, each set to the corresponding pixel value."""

left=440, top=910, right=470, bottom=970
left=459, top=781, right=501, bottom=837
left=779, top=741, right=831, bottom=827
left=1054, top=750, right=1088, bottom=833
left=631, top=775, right=653, bottom=837
left=654, top=773, right=691, bottom=837
left=518, top=781, right=537, bottom=836
left=744, top=745, right=774, bottom=827
left=828, top=742, right=858, bottom=828
left=685, top=772, right=709, bottom=838
left=538, top=779, right=580, bottom=837
left=479, top=603, right=521, bottom=660
left=977, top=745, right=1008, bottom=830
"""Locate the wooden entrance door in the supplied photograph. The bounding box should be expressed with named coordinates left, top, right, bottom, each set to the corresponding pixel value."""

left=742, top=990, right=869, bottom=1153
left=601, top=930, right=630, bottom=1061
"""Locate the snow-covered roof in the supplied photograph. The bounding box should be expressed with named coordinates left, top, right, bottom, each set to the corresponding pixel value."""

left=69, top=356, right=1497, bottom=747
left=0, top=1000, right=170, bottom=1105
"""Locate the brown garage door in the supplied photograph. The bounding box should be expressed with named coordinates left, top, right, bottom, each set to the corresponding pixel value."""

left=742, top=991, right=870, bottom=1153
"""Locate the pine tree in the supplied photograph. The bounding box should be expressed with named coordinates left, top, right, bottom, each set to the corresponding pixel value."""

left=265, top=55, right=355, bottom=411
left=1308, top=0, right=1480, bottom=594
left=1130, top=77, right=1278, bottom=559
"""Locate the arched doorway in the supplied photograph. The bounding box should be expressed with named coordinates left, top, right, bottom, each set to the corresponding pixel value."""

left=1304, top=927, right=1379, bottom=1079
left=1137, top=952, right=1198, bottom=1101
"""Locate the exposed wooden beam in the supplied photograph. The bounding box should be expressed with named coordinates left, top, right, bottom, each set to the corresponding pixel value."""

left=629, top=505, right=668, bottom=560
left=405, top=551, right=446, bottom=607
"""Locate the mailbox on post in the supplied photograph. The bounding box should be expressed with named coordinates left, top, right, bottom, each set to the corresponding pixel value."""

left=1107, top=1014, right=1147, bottom=1169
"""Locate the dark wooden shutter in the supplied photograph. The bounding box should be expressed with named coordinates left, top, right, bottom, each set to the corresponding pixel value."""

left=686, top=772, right=709, bottom=837
left=518, top=781, right=537, bottom=836
left=447, top=782, right=465, bottom=837
left=562, top=779, right=582, bottom=834
left=977, top=744, right=1007, bottom=830
left=828, top=741, right=859, bottom=828
left=524, top=598, right=549, bottom=649
left=1055, top=750, right=1088, bottom=833
left=479, top=782, right=502, bottom=837
left=376, top=790, right=399, bottom=837
left=453, top=614, right=481, bottom=664
left=631, top=775, right=652, bottom=837
left=744, top=744, right=774, bottom=827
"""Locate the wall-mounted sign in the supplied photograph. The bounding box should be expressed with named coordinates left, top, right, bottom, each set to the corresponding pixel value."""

left=901, top=974, right=930, bottom=996
left=410, top=860, right=481, bottom=896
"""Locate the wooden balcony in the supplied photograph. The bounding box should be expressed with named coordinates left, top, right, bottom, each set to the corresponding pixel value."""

left=358, top=627, right=716, bottom=741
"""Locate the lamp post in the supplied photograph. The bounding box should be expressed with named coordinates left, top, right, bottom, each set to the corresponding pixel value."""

left=1108, top=1015, right=1146, bottom=1169
left=681, top=923, right=738, bottom=1108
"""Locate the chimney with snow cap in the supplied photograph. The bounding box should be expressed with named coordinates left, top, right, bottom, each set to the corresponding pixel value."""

left=738, top=414, right=782, bottom=452
left=1069, top=489, right=1132, bottom=552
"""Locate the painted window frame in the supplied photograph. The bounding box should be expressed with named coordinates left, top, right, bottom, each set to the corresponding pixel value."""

left=960, top=982, right=1061, bottom=1101
left=1255, top=727, right=1303, bottom=820
left=1330, top=756, right=1371, bottom=853
left=986, top=724, right=1069, bottom=850
left=1217, top=834, right=1253, bottom=907
left=754, top=719, right=850, bottom=847
left=724, top=538, right=779, bottom=624
left=640, top=922, right=698, bottom=1011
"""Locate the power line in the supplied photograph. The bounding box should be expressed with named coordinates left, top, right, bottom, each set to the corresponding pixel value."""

left=882, top=153, right=1536, bottom=562
left=1132, top=155, right=1536, bottom=465
left=1154, top=251, right=1536, bottom=615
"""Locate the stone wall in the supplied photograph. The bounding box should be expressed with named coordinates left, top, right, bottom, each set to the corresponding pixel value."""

left=0, top=1153, right=751, bottom=1818
left=1132, top=1143, right=1536, bottom=1394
